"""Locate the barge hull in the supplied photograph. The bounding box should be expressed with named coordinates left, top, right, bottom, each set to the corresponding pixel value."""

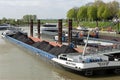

left=2, top=34, right=120, bottom=76
left=3, top=36, right=56, bottom=59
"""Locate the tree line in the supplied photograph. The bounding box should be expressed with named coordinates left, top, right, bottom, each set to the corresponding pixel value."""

left=0, top=15, right=37, bottom=26
left=66, top=0, right=120, bottom=26
left=0, top=15, right=62, bottom=26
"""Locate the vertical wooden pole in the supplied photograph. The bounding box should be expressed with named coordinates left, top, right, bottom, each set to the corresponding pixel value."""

left=68, top=19, right=72, bottom=45
left=58, top=19, right=62, bottom=44
left=118, top=21, right=119, bottom=33
left=30, top=19, right=33, bottom=37
left=37, top=19, right=40, bottom=38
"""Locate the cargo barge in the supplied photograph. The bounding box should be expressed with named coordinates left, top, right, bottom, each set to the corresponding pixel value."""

left=2, top=29, right=120, bottom=76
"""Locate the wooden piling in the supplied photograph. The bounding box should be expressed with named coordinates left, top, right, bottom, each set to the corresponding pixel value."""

left=68, top=19, right=72, bottom=45
left=58, top=19, right=62, bottom=44
left=37, top=20, right=40, bottom=38
left=30, top=19, right=33, bottom=37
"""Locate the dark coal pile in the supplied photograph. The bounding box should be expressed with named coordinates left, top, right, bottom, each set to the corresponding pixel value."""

left=48, top=46, right=61, bottom=56
left=9, top=32, right=78, bottom=56
left=32, top=41, right=77, bottom=56
left=32, top=41, right=54, bottom=52
left=10, top=32, right=34, bottom=44
left=49, top=45, right=77, bottom=56
left=12, top=32, right=27, bottom=39
left=43, top=44, right=54, bottom=52
left=60, top=45, right=77, bottom=53
left=32, top=41, right=41, bottom=48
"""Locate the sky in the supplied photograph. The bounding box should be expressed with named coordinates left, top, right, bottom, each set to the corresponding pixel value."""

left=0, top=0, right=119, bottom=19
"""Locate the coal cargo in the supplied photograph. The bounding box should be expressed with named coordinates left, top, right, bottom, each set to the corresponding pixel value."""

left=11, top=32, right=34, bottom=45
left=43, top=44, right=54, bottom=52
left=31, top=41, right=54, bottom=52
left=49, top=45, right=77, bottom=56
left=9, top=31, right=77, bottom=56
left=17, top=35, right=28, bottom=42
left=25, top=38, right=35, bottom=44
left=32, top=41, right=41, bottom=48
left=48, top=46, right=61, bottom=56
left=12, top=32, right=27, bottom=39
left=60, top=45, right=77, bottom=53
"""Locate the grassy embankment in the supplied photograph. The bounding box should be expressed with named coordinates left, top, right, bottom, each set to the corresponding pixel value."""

left=41, top=19, right=118, bottom=28
left=78, top=21, right=119, bottom=31
left=24, top=19, right=119, bottom=31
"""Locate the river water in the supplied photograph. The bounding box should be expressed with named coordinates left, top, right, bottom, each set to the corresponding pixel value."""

left=0, top=27, right=120, bottom=80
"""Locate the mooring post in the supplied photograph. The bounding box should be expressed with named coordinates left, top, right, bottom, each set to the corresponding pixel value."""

left=0, top=20, right=1, bottom=24
left=30, top=19, right=33, bottom=37
left=37, top=19, right=40, bottom=38
left=68, top=19, right=72, bottom=45
left=58, top=19, right=62, bottom=44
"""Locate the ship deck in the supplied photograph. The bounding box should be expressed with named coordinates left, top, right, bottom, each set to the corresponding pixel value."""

left=29, top=36, right=83, bottom=53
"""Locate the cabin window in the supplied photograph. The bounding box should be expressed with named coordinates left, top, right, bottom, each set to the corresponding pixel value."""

left=43, top=25, right=56, bottom=27
left=59, top=56, right=67, bottom=60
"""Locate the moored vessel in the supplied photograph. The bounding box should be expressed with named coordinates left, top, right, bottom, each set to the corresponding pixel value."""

left=2, top=19, right=120, bottom=76
left=2, top=28, right=120, bottom=76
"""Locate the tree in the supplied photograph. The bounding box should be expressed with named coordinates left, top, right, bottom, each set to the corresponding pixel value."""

left=77, top=6, right=88, bottom=21
left=97, top=5, right=105, bottom=20
left=87, top=6, right=97, bottom=21
left=107, top=1, right=119, bottom=18
left=2, top=17, right=7, bottom=23
left=67, top=7, right=78, bottom=21
left=22, top=15, right=37, bottom=23
left=67, top=7, right=79, bottom=26
left=66, top=0, right=120, bottom=23
left=102, top=6, right=111, bottom=20
left=67, top=9, right=74, bottom=19
left=117, top=10, right=120, bottom=18
left=8, top=19, right=16, bottom=25
left=94, top=0, right=105, bottom=7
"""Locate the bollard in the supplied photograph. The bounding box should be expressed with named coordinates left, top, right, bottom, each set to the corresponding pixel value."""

left=68, top=19, right=72, bottom=45
left=58, top=19, right=62, bottom=44
left=37, top=20, right=40, bottom=38
left=30, top=19, right=33, bottom=37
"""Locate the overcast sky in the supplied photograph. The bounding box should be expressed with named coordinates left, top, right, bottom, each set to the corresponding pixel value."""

left=0, top=0, right=119, bottom=19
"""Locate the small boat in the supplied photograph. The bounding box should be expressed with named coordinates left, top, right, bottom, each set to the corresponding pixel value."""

left=2, top=29, right=120, bottom=76
left=42, top=23, right=58, bottom=32
left=0, top=23, right=11, bottom=30
left=35, top=23, right=58, bottom=35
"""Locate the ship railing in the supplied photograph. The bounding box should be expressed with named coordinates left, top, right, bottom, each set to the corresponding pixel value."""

left=101, top=44, right=120, bottom=53
left=7, top=27, right=22, bottom=31
left=85, top=44, right=120, bottom=55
